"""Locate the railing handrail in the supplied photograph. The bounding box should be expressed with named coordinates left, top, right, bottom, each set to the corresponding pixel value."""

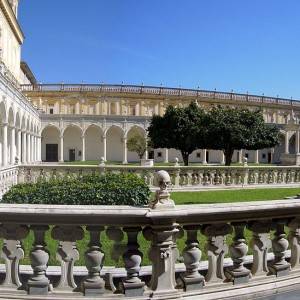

left=0, top=199, right=298, bottom=225
left=20, top=83, right=300, bottom=107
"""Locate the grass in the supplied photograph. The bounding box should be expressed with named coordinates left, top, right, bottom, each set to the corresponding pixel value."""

left=12, top=187, right=298, bottom=268
left=171, top=188, right=300, bottom=204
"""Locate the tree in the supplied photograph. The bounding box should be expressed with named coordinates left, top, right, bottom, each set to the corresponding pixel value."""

left=127, top=134, right=147, bottom=159
left=147, top=102, right=207, bottom=165
left=205, top=106, right=280, bottom=166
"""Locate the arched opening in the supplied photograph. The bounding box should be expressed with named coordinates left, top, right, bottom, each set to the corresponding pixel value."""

left=41, top=125, right=60, bottom=162
left=289, top=133, right=296, bottom=154
left=85, top=125, right=103, bottom=161
left=126, top=126, right=146, bottom=162
left=63, top=125, right=82, bottom=161
left=273, top=132, right=285, bottom=163
left=106, top=126, right=123, bottom=162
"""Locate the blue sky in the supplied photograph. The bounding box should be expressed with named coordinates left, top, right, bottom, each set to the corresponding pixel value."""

left=19, top=1, right=300, bottom=99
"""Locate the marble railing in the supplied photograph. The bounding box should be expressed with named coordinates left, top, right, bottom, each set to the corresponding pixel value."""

left=0, top=165, right=19, bottom=199
left=20, top=83, right=300, bottom=108
left=0, top=197, right=300, bottom=299
left=18, top=164, right=300, bottom=189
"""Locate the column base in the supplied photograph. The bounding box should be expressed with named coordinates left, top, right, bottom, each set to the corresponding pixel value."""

left=181, top=275, right=204, bottom=291
left=225, top=268, right=250, bottom=285
left=269, top=263, right=290, bottom=277
left=122, top=161, right=128, bottom=164
left=82, top=278, right=105, bottom=296
left=122, top=280, right=145, bottom=297
left=27, top=279, right=50, bottom=295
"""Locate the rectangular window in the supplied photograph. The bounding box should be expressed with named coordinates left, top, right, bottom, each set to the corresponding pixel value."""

left=196, top=152, right=201, bottom=158
left=262, top=153, right=266, bottom=159
left=157, top=152, right=162, bottom=157
left=49, top=108, right=54, bottom=114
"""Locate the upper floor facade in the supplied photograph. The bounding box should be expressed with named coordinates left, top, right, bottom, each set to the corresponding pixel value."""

left=22, top=83, right=300, bottom=125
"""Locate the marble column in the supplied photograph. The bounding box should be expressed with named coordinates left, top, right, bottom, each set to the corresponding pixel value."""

left=144, top=136, right=148, bottom=159
left=254, top=150, right=259, bottom=164
left=31, top=135, right=34, bottom=163
left=123, top=137, right=128, bottom=164
left=59, top=134, right=64, bottom=162
left=2, top=123, right=8, bottom=166
left=81, top=135, right=85, bottom=161
left=285, top=131, right=289, bottom=154
left=202, top=149, right=207, bottom=164
left=220, top=152, right=225, bottom=164
left=26, top=133, right=30, bottom=163
left=17, top=129, right=21, bottom=162
left=37, top=136, right=41, bottom=161
left=164, top=148, right=169, bottom=163
left=102, top=135, right=107, bottom=161
left=10, top=127, right=15, bottom=164
left=238, top=150, right=243, bottom=164
left=22, top=131, right=27, bottom=164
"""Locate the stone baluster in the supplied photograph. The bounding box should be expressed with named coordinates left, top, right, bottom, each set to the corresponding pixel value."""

left=82, top=226, right=105, bottom=295
left=143, top=223, right=179, bottom=295
left=0, top=224, right=29, bottom=288
left=226, top=222, right=250, bottom=284
left=51, top=226, right=84, bottom=291
left=269, top=220, right=290, bottom=277
left=27, top=225, right=50, bottom=295
left=181, top=225, right=204, bottom=291
left=248, top=221, right=271, bottom=276
left=121, top=227, right=145, bottom=297
left=288, top=218, right=300, bottom=269
left=202, top=223, right=232, bottom=283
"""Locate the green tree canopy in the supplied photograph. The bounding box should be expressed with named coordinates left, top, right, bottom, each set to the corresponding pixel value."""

left=147, top=102, right=207, bottom=165
left=127, top=134, right=147, bottom=159
left=206, top=106, right=280, bottom=165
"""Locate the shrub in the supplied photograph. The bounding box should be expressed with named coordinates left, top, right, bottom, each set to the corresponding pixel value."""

left=3, top=173, right=151, bottom=206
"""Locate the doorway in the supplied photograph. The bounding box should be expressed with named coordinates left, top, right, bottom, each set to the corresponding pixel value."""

left=268, top=152, right=272, bottom=164
left=46, top=144, right=58, bottom=162
left=69, top=149, right=76, bottom=161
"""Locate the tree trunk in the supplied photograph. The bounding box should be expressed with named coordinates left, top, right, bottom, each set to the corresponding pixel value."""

left=181, top=151, right=189, bottom=166
left=224, top=148, right=234, bottom=166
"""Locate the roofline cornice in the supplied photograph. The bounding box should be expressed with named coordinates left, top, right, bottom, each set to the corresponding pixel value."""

left=0, top=0, right=24, bottom=44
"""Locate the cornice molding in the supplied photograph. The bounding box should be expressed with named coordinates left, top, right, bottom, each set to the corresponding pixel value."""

left=0, top=0, right=24, bottom=44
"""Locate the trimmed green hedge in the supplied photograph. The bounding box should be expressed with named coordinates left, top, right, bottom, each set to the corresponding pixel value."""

left=2, top=173, right=151, bottom=206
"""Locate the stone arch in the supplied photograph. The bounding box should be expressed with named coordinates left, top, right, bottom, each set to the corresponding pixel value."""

left=84, top=124, right=104, bottom=161
left=41, top=125, right=60, bottom=162
left=289, top=133, right=296, bottom=154
left=126, top=125, right=147, bottom=162
left=106, top=125, right=124, bottom=162
left=63, top=124, right=83, bottom=161
left=7, top=106, right=14, bottom=127
left=15, top=111, right=21, bottom=130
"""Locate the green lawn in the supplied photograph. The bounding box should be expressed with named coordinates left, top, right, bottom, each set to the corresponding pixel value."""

left=13, top=187, right=298, bottom=267
left=172, top=188, right=300, bottom=204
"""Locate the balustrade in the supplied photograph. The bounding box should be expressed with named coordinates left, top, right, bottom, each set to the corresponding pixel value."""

left=0, top=197, right=297, bottom=298
left=14, top=165, right=300, bottom=191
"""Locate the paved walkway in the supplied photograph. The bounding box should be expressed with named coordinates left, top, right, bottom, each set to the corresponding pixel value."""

left=260, top=290, right=300, bottom=299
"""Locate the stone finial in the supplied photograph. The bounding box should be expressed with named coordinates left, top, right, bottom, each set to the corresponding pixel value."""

left=174, top=157, right=179, bottom=167
left=99, top=157, right=105, bottom=166
left=150, top=170, right=175, bottom=209
left=243, top=156, right=248, bottom=166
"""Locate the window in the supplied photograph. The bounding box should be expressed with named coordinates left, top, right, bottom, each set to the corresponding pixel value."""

left=129, top=105, right=136, bottom=116
left=111, top=103, right=116, bottom=115
left=196, top=152, right=201, bottom=158
left=49, top=108, right=54, bottom=114
left=262, top=153, right=266, bottom=159
left=157, top=152, right=162, bottom=157
left=245, top=153, right=249, bottom=158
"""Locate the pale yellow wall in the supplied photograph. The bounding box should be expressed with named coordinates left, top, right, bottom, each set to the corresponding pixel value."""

left=0, top=3, right=21, bottom=81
